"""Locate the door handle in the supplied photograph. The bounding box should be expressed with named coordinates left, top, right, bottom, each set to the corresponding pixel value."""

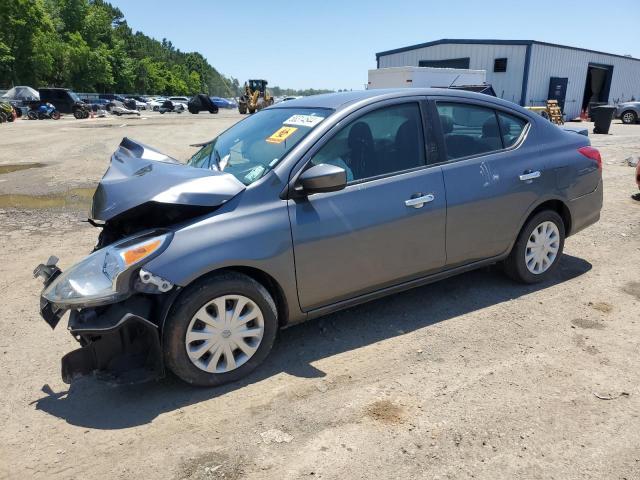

left=519, top=170, right=541, bottom=182
left=405, top=193, right=435, bottom=209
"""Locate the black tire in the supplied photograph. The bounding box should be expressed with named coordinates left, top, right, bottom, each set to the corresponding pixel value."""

left=163, top=272, right=278, bottom=387
left=621, top=110, right=637, bottom=125
left=503, top=210, right=565, bottom=284
left=27, top=111, right=37, bottom=120
left=73, top=109, right=83, bottom=119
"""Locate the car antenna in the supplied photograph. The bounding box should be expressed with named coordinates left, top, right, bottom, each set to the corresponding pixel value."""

left=448, top=74, right=461, bottom=88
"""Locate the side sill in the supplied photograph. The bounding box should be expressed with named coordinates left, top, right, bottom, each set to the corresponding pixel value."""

left=305, top=254, right=507, bottom=321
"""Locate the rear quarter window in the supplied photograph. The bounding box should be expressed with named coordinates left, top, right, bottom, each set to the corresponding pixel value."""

left=497, top=111, right=528, bottom=148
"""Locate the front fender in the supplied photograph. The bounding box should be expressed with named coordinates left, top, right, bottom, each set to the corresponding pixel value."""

left=143, top=191, right=302, bottom=321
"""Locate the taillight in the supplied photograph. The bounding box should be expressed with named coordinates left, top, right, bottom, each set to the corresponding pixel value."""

left=578, top=146, right=602, bottom=170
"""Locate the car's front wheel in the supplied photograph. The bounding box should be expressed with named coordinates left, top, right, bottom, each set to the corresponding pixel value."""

left=504, top=210, right=565, bottom=284
left=164, top=272, right=278, bottom=386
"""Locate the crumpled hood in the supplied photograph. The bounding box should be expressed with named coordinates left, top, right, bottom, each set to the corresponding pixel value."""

left=91, top=137, right=245, bottom=221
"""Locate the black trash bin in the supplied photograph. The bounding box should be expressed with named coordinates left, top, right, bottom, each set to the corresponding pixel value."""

left=591, top=105, right=616, bottom=134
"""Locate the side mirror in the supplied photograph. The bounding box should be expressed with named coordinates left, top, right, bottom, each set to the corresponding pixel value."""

left=297, top=164, right=347, bottom=195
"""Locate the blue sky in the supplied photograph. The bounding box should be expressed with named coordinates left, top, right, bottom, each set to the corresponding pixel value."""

left=109, top=0, right=640, bottom=90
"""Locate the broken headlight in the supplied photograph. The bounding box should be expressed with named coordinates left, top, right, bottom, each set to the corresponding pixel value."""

left=42, top=232, right=172, bottom=308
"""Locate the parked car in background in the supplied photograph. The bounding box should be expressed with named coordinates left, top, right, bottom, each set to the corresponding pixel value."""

left=39, top=88, right=90, bottom=118
left=35, top=89, right=602, bottom=388
left=82, top=98, right=109, bottom=108
left=129, top=96, right=148, bottom=110
left=615, top=101, right=640, bottom=124
left=146, top=97, right=166, bottom=111
left=210, top=96, right=235, bottom=109
left=127, top=98, right=146, bottom=110
left=168, top=96, right=189, bottom=109
left=159, top=99, right=185, bottom=114
left=99, top=93, right=127, bottom=103
left=109, top=100, right=140, bottom=116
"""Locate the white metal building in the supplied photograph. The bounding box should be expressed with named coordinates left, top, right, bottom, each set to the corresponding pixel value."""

left=376, top=39, right=640, bottom=119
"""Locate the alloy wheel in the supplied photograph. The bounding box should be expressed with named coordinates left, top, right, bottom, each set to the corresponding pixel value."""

left=622, top=111, right=636, bottom=124
left=185, top=295, right=265, bottom=373
left=525, top=221, right=560, bottom=274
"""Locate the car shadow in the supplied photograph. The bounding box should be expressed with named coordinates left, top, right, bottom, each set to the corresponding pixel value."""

left=33, top=254, right=591, bottom=429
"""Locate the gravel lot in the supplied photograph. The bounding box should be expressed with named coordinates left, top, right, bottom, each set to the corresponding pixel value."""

left=0, top=111, right=638, bottom=480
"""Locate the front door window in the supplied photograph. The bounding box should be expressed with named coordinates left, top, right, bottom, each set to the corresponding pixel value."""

left=311, top=103, right=425, bottom=182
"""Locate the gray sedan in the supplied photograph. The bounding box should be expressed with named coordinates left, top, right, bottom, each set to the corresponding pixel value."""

left=35, top=89, right=603, bottom=386
left=615, top=101, right=640, bottom=124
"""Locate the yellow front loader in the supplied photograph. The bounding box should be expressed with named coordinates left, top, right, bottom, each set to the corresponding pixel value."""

left=238, top=79, right=274, bottom=114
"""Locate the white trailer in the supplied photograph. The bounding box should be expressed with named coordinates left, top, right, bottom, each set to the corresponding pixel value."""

left=368, top=66, right=487, bottom=90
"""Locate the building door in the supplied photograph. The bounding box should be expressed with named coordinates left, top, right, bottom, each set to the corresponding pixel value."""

left=548, top=77, right=568, bottom=111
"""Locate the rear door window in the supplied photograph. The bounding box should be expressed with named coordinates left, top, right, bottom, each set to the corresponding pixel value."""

left=436, top=102, right=503, bottom=160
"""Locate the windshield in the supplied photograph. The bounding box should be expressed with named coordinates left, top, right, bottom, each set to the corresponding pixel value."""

left=69, top=91, right=81, bottom=102
left=187, top=107, right=332, bottom=185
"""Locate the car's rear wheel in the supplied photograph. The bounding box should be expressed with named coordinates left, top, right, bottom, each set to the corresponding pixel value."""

left=504, top=210, right=565, bottom=284
left=621, top=110, right=637, bottom=125
left=164, top=272, right=278, bottom=386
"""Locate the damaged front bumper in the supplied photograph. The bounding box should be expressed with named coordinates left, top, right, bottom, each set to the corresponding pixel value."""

left=62, top=297, right=164, bottom=384
left=35, top=257, right=177, bottom=385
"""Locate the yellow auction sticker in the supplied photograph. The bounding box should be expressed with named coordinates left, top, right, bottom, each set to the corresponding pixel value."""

left=266, top=126, right=298, bottom=144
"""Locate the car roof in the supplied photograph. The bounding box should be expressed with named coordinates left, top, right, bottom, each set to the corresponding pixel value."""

left=270, top=88, right=528, bottom=114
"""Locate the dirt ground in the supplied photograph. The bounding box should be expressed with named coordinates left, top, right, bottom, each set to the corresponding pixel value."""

left=0, top=111, right=639, bottom=480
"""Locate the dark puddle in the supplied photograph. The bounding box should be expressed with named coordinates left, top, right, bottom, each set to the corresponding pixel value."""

left=0, top=188, right=94, bottom=209
left=0, top=162, right=46, bottom=175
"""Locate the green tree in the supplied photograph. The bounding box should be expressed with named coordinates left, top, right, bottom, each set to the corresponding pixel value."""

left=57, top=0, right=88, bottom=33
left=0, top=0, right=54, bottom=85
